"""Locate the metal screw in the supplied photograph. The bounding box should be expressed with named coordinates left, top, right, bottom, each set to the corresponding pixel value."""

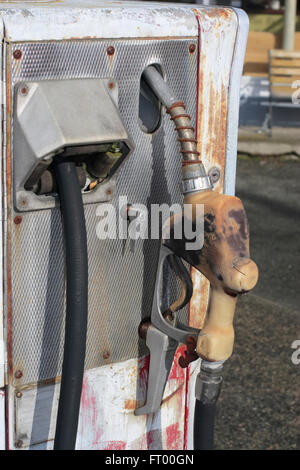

left=208, top=166, right=221, bottom=184
left=13, top=50, right=22, bottom=60
left=14, top=370, right=23, bottom=379
left=189, top=43, right=196, bottom=54
left=20, top=198, right=27, bottom=207
left=15, top=440, right=23, bottom=448
left=14, top=216, right=22, bottom=225
left=108, top=81, right=115, bottom=90
left=15, top=391, right=22, bottom=398
left=106, top=188, right=112, bottom=197
left=20, top=85, right=29, bottom=96
left=106, top=46, right=115, bottom=56
left=103, top=350, right=110, bottom=360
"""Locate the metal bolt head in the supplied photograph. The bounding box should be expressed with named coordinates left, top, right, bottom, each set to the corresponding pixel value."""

left=103, top=350, right=110, bottom=360
left=16, top=391, right=22, bottom=399
left=15, top=440, right=23, bottom=448
left=189, top=43, right=196, bottom=54
left=14, top=370, right=23, bottom=379
left=13, top=50, right=22, bottom=60
left=208, top=166, right=221, bottom=184
left=14, top=216, right=22, bottom=225
left=107, top=46, right=115, bottom=56
left=19, top=85, right=29, bottom=96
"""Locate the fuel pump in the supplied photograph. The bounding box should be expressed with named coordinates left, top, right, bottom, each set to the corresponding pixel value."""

left=0, top=1, right=253, bottom=451
left=134, top=66, right=259, bottom=449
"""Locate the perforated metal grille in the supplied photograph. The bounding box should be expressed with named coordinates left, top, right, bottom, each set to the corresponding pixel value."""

left=9, top=38, right=198, bottom=385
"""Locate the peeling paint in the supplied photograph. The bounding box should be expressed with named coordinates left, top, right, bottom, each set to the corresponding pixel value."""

left=0, top=2, right=200, bottom=41
left=188, top=7, right=238, bottom=332
left=75, top=354, right=186, bottom=450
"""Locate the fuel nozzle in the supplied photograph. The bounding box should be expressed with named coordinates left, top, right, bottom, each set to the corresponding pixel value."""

left=139, top=66, right=258, bottom=450
left=182, top=189, right=259, bottom=362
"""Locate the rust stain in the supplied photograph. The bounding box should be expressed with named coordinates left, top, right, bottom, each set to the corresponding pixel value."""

left=161, top=382, right=184, bottom=406
left=188, top=6, right=234, bottom=330
left=201, top=75, right=227, bottom=190
left=192, top=7, right=234, bottom=27
left=124, top=399, right=136, bottom=411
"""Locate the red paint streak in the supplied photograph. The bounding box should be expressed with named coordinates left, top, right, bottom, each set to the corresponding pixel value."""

left=79, top=374, right=104, bottom=446
left=103, top=441, right=126, bottom=450
left=166, top=422, right=182, bottom=450
left=146, top=429, right=162, bottom=450
left=137, top=354, right=150, bottom=395
left=80, top=375, right=97, bottom=427
left=168, top=346, right=186, bottom=381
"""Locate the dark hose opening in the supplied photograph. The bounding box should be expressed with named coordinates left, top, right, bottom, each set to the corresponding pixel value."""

left=53, top=160, right=88, bottom=450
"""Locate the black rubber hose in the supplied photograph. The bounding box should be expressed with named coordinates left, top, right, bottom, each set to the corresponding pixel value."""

left=53, top=160, right=88, bottom=450
left=193, top=400, right=217, bottom=450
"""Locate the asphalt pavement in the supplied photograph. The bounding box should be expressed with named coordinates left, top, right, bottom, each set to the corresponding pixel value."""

left=214, top=156, right=300, bottom=450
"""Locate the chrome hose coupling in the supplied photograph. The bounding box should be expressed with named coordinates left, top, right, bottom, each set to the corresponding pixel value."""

left=182, top=162, right=213, bottom=195
left=195, top=360, right=224, bottom=405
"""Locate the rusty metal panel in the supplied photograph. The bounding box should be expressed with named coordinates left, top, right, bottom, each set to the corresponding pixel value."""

left=225, top=9, right=249, bottom=196
left=194, top=7, right=238, bottom=189
left=185, top=7, right=249, bottom=449
left=8, top=37, right=198, bottom=387
left=188, top=7, right=240, bottom=331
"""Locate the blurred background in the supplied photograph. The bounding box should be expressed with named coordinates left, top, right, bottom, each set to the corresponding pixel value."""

left=143, top=0, right=300, bottom=450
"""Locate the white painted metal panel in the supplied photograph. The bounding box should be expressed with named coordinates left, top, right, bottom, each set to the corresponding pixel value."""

left=0, top=1, right=199, bottom=41
left=13, top=350, right=187, bottom=450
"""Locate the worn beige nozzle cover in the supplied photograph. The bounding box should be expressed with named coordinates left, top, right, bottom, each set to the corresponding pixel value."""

left=164, top=189, right=259, bottom=362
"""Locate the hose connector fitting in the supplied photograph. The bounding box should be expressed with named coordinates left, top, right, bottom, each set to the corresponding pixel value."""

left=181, top=161, right=213, bottom=195
left=195, top=360, right=224, bottom=405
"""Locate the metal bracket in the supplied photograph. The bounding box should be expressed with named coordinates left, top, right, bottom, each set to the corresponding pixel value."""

left=13, top=78, right=134, bottom=212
